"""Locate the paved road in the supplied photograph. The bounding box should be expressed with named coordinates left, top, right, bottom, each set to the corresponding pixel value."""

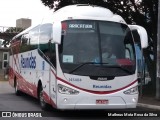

left=0, top=81, right=159, bottom=120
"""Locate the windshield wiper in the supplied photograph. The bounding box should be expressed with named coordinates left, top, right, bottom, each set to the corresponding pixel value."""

left=69, top=62, right=108, bottom=74
left=106, top=65, right=133, bottom=74
left=69, top=62, right=132, bottom=74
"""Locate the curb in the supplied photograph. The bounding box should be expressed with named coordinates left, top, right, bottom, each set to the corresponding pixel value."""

left=0, top=79, right=8, bottom=82
left=137, top=103, right=160, bottom=110
left=0, top=80, right=8, bottom=82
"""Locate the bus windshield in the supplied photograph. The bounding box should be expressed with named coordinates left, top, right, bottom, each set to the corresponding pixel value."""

left=59, top=20, right=136, bottom=77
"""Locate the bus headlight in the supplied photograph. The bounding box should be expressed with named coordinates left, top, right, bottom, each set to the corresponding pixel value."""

left=58, top=84, right=79, bottom=95
left=124, top=86, right=138, bottom=95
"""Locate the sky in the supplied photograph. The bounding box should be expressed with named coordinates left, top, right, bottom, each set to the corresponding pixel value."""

left=0, top=0, right=54, bottom=27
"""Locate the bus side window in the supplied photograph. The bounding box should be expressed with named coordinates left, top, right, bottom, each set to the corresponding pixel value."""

left=11, top=36, right=21, bottom=55
left=39, top=23, right=52, bottom=44
left=29, top=25, right=40, bottom=50
left=38, top=23, right=56, bottom=67
left=39, top=23, right=52, bottom=51
left=20, top=33, right=30, bottom=53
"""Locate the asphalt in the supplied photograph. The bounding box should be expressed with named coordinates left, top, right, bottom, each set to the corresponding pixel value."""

left=0, top=78, right=160, bottom=110
left=138, top=96, right=160, bottom=110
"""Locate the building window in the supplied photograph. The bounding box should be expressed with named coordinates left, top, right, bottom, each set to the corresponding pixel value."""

left=3, top=52, right=9, bottom=69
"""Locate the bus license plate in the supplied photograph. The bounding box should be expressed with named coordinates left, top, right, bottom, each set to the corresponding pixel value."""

left=96, top=100, right=108, bottom=104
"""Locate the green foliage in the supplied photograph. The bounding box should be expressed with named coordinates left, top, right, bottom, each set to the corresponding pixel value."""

left=5, top=27, right=24, bottom=33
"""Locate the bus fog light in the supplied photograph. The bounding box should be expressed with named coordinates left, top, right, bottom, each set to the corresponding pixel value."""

left=124, top=86, right=138, bottom=95
left=132, top=98, right=137, bottom=103
left=58, top=84, right=79, bottom=95
left=64, top=98, right=68, bottom=102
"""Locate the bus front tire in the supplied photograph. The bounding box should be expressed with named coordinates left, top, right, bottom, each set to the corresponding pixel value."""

left=39, top=86, right=48, bottom=110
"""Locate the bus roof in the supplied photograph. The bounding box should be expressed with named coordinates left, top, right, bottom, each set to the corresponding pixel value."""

left=52, top=4, right=126, bottom=24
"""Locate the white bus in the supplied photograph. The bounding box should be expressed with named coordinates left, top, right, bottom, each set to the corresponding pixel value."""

left=9, top=5, right=148, bottom=110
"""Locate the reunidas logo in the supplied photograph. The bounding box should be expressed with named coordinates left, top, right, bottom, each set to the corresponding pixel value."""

left=21, top=52, right=36, bottom=69
left=93, top=85, right=112, bottom=89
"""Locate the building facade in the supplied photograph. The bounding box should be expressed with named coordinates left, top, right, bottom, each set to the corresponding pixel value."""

left=16, top=18, right=31, bottom=29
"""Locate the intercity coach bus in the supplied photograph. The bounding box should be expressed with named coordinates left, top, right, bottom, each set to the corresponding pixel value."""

left=9, top=5, right=148, bottom=110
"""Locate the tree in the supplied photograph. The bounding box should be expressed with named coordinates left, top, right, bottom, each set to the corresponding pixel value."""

left=41, top=0, right=158, bottom=95
left=5, top=27, right=24, bottom=34
left=140, top=0, right=158, bottom=95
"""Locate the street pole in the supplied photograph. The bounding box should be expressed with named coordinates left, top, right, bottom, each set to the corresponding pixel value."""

left=156, top=0, right=160, bottom=100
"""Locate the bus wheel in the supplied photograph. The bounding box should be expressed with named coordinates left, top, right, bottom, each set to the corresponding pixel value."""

left=15, top=80, right=21, bottom=96
left=39, top=86, right=48, bottom=110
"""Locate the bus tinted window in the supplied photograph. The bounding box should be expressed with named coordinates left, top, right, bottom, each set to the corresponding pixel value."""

left=29, top=25, right=40, bottom=50
left=20, top=33, right=30, bottom=53
left=19, top=24, right=53, bottom=53
left=39, top=23, right=52, bottom=52
left=39, top=23, right=52, bottom=44
left=11, top=36, right=21, bottom=55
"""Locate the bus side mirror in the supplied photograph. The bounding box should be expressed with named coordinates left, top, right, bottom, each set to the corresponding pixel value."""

left=52, top=22, right=62, bottom=44
left=129, top=25, right=148, bottom=49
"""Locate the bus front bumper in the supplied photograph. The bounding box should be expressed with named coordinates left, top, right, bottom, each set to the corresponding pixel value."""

left=57, top=95, right=138, bottom=110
